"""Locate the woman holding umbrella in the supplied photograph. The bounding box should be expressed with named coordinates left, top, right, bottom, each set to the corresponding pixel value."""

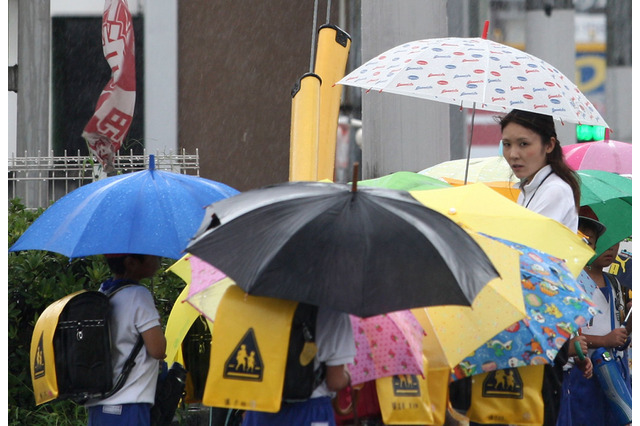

left=450, top=109, right=591, bottom=426
left=500, top=108, right=581, bottom=232
left=500, top=109, right=592, bottom=425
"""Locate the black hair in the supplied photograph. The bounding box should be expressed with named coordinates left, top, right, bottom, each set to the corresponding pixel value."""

left=106, top=254, right=146, bottom=275
left=499, top=109, right=581, bottom=209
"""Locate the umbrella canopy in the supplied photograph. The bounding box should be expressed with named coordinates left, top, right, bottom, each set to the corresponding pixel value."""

left=9, top=155, right=239, bottom=259
left=451, top=236, right=595, bottom=378
left=186, top=181, right=500, bottom=318
left=412, top=231, right=526, bottom=372
left=409, top=183, right=594, bottom=277
left=420, top=156, right=516, bottom=184
left=420, top=156, right=519, bottom=201
left=358, top=171, right=451, bottom=191
left=348, top=311, right=425, bottom=385
left=577, top=170, right=632, bottom=258
left=337, top=37, right=608, bottom=127
left=164, top=254, right=229, bottom=364
left=563, top=140, right=632, bottom=174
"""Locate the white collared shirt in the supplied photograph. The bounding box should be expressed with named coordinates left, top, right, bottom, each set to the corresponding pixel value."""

left=515, top=164, right=578, bottom=232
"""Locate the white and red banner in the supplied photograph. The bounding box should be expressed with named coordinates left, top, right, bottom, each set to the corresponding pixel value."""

left=83, top=0, right=136, bottom=172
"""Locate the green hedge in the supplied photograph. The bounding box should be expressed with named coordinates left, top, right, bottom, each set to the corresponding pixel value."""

left=8, top=199, right=188, bottom=425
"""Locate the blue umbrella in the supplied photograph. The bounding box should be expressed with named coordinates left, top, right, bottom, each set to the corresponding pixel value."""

left=9, top=155, right=239, bottom=259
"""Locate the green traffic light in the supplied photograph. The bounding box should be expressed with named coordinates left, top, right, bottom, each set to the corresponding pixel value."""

left=576, top=125, right=606, bottom=141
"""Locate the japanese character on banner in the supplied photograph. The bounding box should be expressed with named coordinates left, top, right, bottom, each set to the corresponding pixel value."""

left=82, top=0, right=136, bottom=173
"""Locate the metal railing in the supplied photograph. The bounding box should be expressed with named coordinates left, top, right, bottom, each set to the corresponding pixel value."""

left=8, top=149, right=201, bottom=209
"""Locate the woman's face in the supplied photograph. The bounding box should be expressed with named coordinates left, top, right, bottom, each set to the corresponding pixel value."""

left=501, top=122, right=554, bottom=181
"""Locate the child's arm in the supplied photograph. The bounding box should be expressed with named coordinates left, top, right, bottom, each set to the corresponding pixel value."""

left=142, top=325, right=167, bottom=360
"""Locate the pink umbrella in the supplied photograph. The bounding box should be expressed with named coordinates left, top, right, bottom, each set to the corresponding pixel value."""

left=562, top=140, right=632, bottom=175
left=348, top=311, right=425, bottom=385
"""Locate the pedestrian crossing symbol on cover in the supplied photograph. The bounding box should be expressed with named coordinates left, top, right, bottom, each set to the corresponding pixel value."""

left=392, top=374, right=421, bottom=397
left=33, top=332, right=45, bottom=379
left=223, top=328, right=263, bottom=381
left=482, top=368, right=524, bottom=399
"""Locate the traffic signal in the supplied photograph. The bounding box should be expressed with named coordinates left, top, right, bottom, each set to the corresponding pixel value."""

left=576, top=125, right=606, bottom=142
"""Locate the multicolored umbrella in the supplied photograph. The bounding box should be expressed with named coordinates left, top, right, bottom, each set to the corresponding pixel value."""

left=563, top=140, right=632, bottom=175
left=451, top=236, right=596, bottom=378
left=348, top=311, right=425, bottom=385
left=337, top=37, right=608, bottom=127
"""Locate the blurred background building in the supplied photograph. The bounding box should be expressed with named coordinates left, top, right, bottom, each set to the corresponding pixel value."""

left=7, top=0, right=631, bottom=204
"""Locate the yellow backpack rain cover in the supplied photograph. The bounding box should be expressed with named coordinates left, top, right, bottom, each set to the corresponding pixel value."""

left=31, top=290, right=86, bottom=405
left=467, top=364, right=545, bottom=425
left=375, top=356, right=440, bottom=425
left=203, top=285, right=298, bottom=412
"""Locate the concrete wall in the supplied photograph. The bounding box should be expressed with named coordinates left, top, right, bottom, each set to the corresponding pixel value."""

left=178, top=2, right=340, bottom=191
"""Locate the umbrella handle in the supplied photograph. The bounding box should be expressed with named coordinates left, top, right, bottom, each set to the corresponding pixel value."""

left=574, top=339, right=586, bottom=361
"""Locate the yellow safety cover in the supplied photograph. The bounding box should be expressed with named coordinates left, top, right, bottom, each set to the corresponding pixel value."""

left=31, top=290, right=87, bottom=405
left=314, top=24, right=351, bottom=181
left=375, top=357, right=435, bottom=425
left=425, top=366, right=451, bottom=425
left=203, top=285, right=297, bottom=412
left=289, top=73, right=321, bottom=182
left=467, top=365, right=545, bottom=425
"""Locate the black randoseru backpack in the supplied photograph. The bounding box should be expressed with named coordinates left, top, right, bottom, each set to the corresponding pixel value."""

left=32, top=284, right=143, bottom=405
left=53, top=291, right=114, bottom=400
left=281, top=303, right=325, bottom=402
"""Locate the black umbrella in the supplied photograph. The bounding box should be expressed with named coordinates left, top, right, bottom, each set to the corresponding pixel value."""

left=186, top=181, right=499, bottom=317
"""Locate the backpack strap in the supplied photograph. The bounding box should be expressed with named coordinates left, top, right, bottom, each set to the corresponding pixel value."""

left=99, top=283, right=145, bottom=400
left=604, top=272, right=625, bottom=317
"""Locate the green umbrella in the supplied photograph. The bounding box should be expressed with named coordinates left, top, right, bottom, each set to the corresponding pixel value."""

left=358, top=171, right=452, bottom=191
left=578, top=170, right=632, bottom=258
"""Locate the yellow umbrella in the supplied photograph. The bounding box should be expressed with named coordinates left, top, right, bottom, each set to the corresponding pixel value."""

left=442, top=177, right=519, bottom=202
left=164, top=254, right=231, bottom=364
left=402, top=231, right=524, bottom=423
left=412, top=231, right=525, bottom=372
left=410, top=183, right=593, bottom=277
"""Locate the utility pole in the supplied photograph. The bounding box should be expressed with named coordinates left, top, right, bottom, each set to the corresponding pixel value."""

left=360, top=1, right=449, bottom=179
left=16, top=0, right=51, bottom=207
left=525, top=0, right=576, bottom=145
left=605, top=0, right=631, bottom=141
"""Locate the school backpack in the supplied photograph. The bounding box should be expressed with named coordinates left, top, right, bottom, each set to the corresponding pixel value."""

left=282, top=302, right=325, bottom=402
left=30, top=285, right=143, bottom=405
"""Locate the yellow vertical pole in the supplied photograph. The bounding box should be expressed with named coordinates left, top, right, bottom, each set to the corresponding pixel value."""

left=289, top=73, right=322, bottom=181
left=314, top=24, right=351, bottom=181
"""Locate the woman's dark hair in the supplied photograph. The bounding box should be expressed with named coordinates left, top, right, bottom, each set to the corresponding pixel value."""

left=499, top=109, right=581, bottom=209
left=106, top=254, right=146, bottom=275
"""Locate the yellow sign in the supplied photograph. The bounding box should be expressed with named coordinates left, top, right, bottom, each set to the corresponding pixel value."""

left=468, top=365, right=544, bottom=425
left=203, top=285, right=297, bottom=412
left=376, top=357, right=436, bottom=425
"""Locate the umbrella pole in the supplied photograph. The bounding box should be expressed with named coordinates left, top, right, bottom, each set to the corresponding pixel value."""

left=464, top=102, right=477, bottom=185
left=351, top=162, right=359, bottom=192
